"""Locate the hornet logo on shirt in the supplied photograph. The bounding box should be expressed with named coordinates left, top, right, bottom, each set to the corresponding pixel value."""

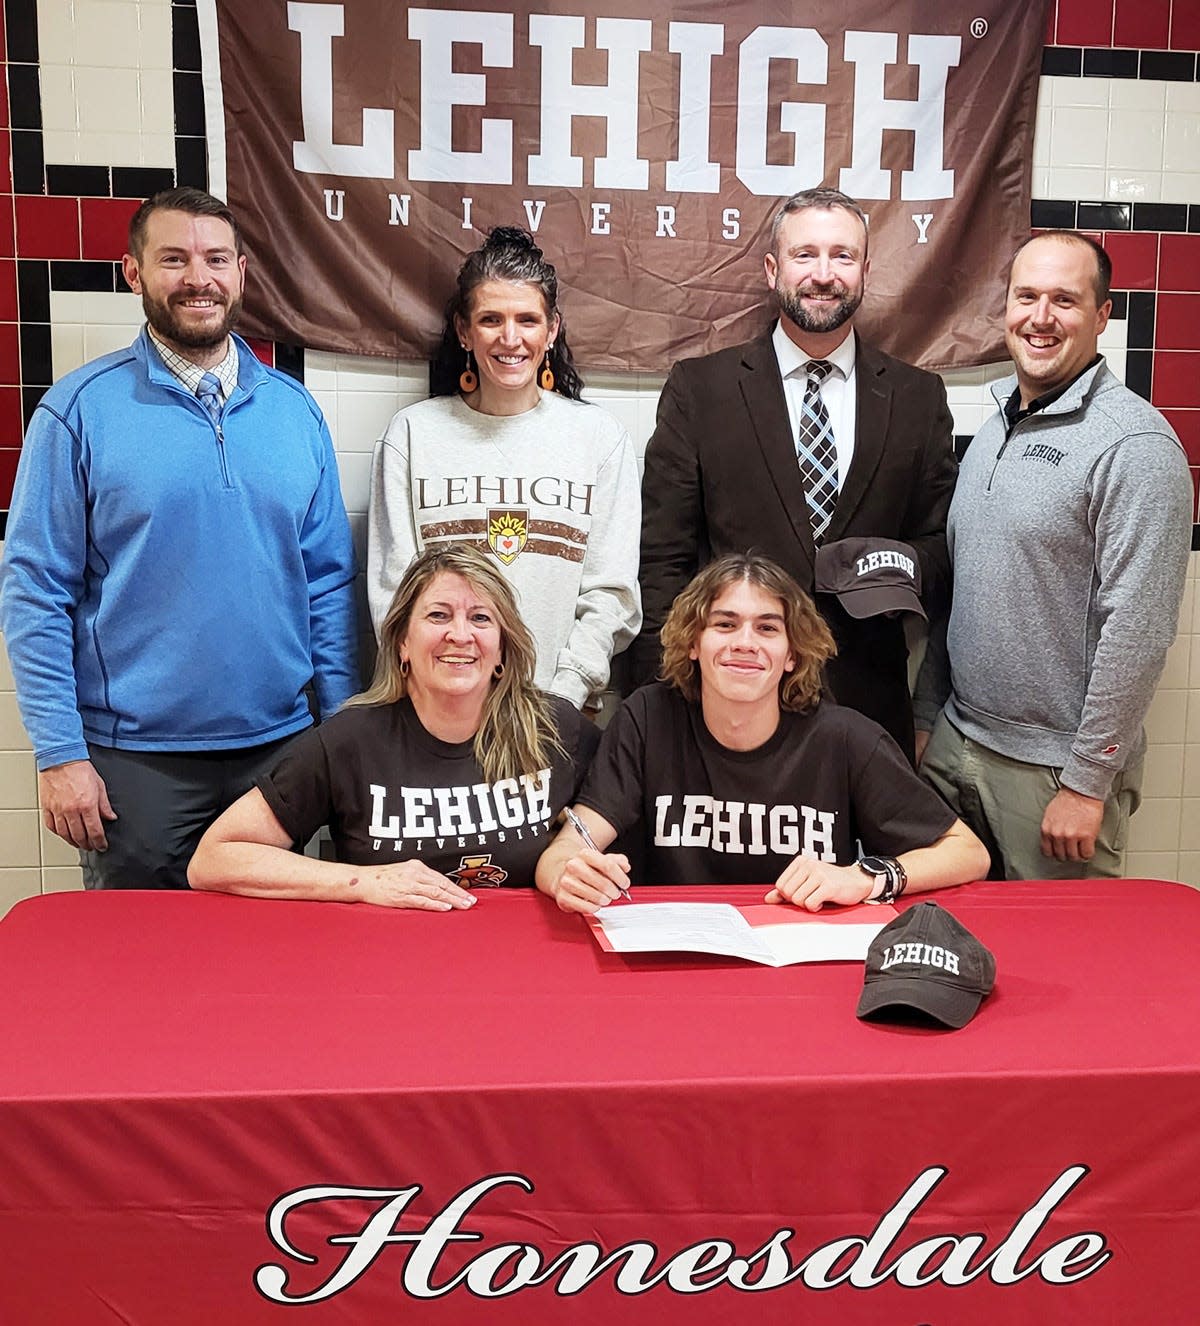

left=488, top=509, right=528, bottom=564
left=449, top=855, right=509, bottom=888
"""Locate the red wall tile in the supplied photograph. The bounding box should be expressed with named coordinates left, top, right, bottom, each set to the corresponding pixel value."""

left=1114, top=0, right=1170, bottom=48
left=244, top=337, right=275, bottom=367
left=0, top=320, right=18, bottom=385
left=1158, top=234, right=1200, bottom=293
left=1104, top=231, right=1158, bottom=290
left=1153, top=351, right=1200, bottom=408
left=1163, top=410, right=1200, bottom=465
left=15, top=196, right=80, bottom=260
left=1056, top=0, right=1114, bottom=46
left=0, top=129, right=10, bottom=194
left=0, top=447, right=20, bottom=505
left=0, top=204, right=13, bottom=259
left=0, top=260, right=16, bottom=322
left=0, top=388, right=22, bottom=450
left=81, top=197, right=140, bottom=262
left=1171, top=2, right=1200, bottom=50
left=1045, top=0, right=1058, bottom=45
left=1154, top=294, right=1200, bottom=351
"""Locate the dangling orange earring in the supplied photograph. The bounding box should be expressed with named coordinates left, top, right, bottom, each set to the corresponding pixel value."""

left=539, top=349, right=555, bottom=392
left=459, top=347, right=478, bottom=393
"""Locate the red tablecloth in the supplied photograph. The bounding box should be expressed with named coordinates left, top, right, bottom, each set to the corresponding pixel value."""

left=1, top=881, right=1197, bottom=1323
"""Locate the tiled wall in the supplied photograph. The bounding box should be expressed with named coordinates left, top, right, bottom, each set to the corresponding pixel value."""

left=0, top=0, right=1198, bottom=912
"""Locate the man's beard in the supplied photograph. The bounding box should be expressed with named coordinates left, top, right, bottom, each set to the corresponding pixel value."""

left=775, top=281, right=863, bottom=334
left=142, top=289, right=241, bottom=350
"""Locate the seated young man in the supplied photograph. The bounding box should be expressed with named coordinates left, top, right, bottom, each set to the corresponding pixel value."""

left=536, top=554, right=989, bottom=912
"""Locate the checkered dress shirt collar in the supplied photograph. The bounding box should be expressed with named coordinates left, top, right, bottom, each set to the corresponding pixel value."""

left=148, top=327, right=239, bottom=403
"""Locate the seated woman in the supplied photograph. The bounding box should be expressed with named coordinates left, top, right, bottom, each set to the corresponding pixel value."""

left=536, top=554, right=989, bottom=912
left=190, top=544, right=598, bottom=909
left=367, top=226, right=641, bottom=711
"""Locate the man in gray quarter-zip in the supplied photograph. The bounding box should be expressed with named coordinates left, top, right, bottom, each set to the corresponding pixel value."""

left=0, top=189, right=357, bottom=889
left=914, top=231, right=1191, bottom=880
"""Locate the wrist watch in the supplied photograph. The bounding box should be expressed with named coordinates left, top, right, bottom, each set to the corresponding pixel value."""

left=858, top=855, right=908, bottom=905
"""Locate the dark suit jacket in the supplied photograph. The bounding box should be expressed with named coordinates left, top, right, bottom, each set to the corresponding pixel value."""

left=634, top=330, right=957, bottom=761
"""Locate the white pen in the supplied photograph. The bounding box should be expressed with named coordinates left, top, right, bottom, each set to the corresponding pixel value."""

left=564, top=806, right=631, bottom=901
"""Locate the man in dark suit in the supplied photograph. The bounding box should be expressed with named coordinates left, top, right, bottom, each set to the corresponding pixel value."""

left=634, top=188, right=956, bottom=762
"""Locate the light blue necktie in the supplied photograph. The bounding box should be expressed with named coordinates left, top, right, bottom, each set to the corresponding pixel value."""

left=196, top=373, right=223, bottom=424
left=795, top=359, right=837, bottom=542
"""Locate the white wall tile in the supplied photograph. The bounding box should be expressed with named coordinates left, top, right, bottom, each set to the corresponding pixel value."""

left=1124, top=851, right=1180, bottom=882
left=39, top=66, right=79, bottom=134
left=1107, top=171, right=1162, bottom=202
left=1127, top=796, right=1182, bottom=851
left=74, top=7, right=142, bottom=69
left=1050, top=107, right=1109, bottom=169
left=41, top=866, right=85, bottom=893
left=40, top=824, right=83, bottom=869
left=136, top=3, right=173, bottom=70
left=1179, top=801, right=1200, bottom=853
left=1107, top=110, right=1165, bottom=173
left=51, top=290, right=142, bottom=327
left=51, top=323, right=87, bottom=382
left=0, top=753, right=37, bottom=810
left=1109, top=79, right=1167, bottom=114
left=1141, top=743, right=1184, bottom=798
left=1159, top=632, right=1190, bottom=690
left=1144, top=688, right=1188, bottom=744
left=74, top=65, right=143, bottom=132
left=1047, top=166, right=1108, bottom=200
left=334, top=391, right=403, bottom=453
left=1159, top=171, right=1200, bottom=206
left=1178, top=853, right=1200, bottom=889
left=337, top=450, right=373, bottom=517
left=0, top=811, right=40, bottom=867
left=0, top=869, right=42, bottom=919
left=1048, top=75, right=1108, bottom=109
left=0, top=692, right=31, bottom=752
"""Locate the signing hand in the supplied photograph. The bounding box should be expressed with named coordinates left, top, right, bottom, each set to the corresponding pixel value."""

left=351, top=860, right=477, bottom=911
left=1040, top=787, right=1105, bottom=862
left=765, top=855, right=874, bottom=911
left=39, top=760, right=117, bottom=851
left=552, top=849, right=631, bottom=914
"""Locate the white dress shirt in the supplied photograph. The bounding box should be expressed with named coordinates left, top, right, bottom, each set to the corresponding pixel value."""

left=772, top=322, right=859, bottom=492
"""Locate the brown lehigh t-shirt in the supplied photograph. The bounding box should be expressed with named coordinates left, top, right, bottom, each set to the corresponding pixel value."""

left=577, top=685, right=955, bottom=885
left=258, top=696, right=597, bottom=887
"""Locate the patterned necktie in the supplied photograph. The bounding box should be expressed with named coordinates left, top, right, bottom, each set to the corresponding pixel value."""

left=196, top=373, right=223, bottom=424
left=795, top=359, right=838, bottom=542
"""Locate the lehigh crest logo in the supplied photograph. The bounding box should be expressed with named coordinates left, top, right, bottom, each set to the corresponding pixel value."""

left=487, top=508, right=528, bottom=564
left=449, top=854, right=509, bottom=888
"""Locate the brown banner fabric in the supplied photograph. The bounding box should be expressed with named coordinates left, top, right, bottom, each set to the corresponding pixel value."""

left=210, top=1, right=1047, bottom=372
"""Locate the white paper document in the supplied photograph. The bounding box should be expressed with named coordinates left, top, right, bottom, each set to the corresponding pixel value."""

left=590, top=902, right=893, bottom=967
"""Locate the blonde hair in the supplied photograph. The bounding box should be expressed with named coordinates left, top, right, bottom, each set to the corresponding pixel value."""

left=348, top=544, right=565, bottom=781
left=659, top=554, right=836, bottom=712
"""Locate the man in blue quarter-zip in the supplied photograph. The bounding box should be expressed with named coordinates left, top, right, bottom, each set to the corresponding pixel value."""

left=914, top=231, right=1191, bottom=879
left=0, top=188, right=358, bottom=888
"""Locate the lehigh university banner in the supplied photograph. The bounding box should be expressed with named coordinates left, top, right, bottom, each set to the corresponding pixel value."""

left=201, top=1, right=1047, bottom=372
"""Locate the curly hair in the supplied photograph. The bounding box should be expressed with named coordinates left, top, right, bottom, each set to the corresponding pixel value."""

left=347, top=544, right=565, bottom=781
left=658, top=554, right=836, bottom=713
left=429, top=226, right=584, bottom=400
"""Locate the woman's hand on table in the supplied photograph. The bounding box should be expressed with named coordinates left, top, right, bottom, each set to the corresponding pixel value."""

left=765, top=856, right=873, bottom=911
left=350, top=860, right=477, bottom=911
left=551, top=850, right=631, bottom=914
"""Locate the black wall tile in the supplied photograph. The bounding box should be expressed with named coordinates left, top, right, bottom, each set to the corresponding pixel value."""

left=1078, top=202, right=1131, bottom=231
left=172, top=4, right=202, bottom=71
left=16, top=261, right=50, bottom=324
left=174, top=137, right=209, bottom=190
left=1126, top=292, right=1156, bottom=348
left=21, top=385, right=48, bottom=430
left=11, top=130, right=45, bottom=194
left=173, top=71, right=206, bottom=136
left=47, top=165, right=112, bottom=197
left=50, top=261, right=118, bottom=293
left=1133, top=203, right=1189, bottom=232
left=1083, top=48, right=1138, bottom=79
left=18, top=322, right=52, bottom=386
left=1108, top=291, right=1128, bottom=320
left=1041, top=46, right=1082, bottom=76
left=275, top=345, right=306, bottom=384
left=1140, top=51, right=1196, bottom=81
left=112, top=166, right=176, bottom=199
left=1122, top=350, right=1152, bottom=401
left=1031, top=199, right=1077, bottom=228
left=5, top=0, right=39, bottom=63
left=7, top=64, right=42, bottom=130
